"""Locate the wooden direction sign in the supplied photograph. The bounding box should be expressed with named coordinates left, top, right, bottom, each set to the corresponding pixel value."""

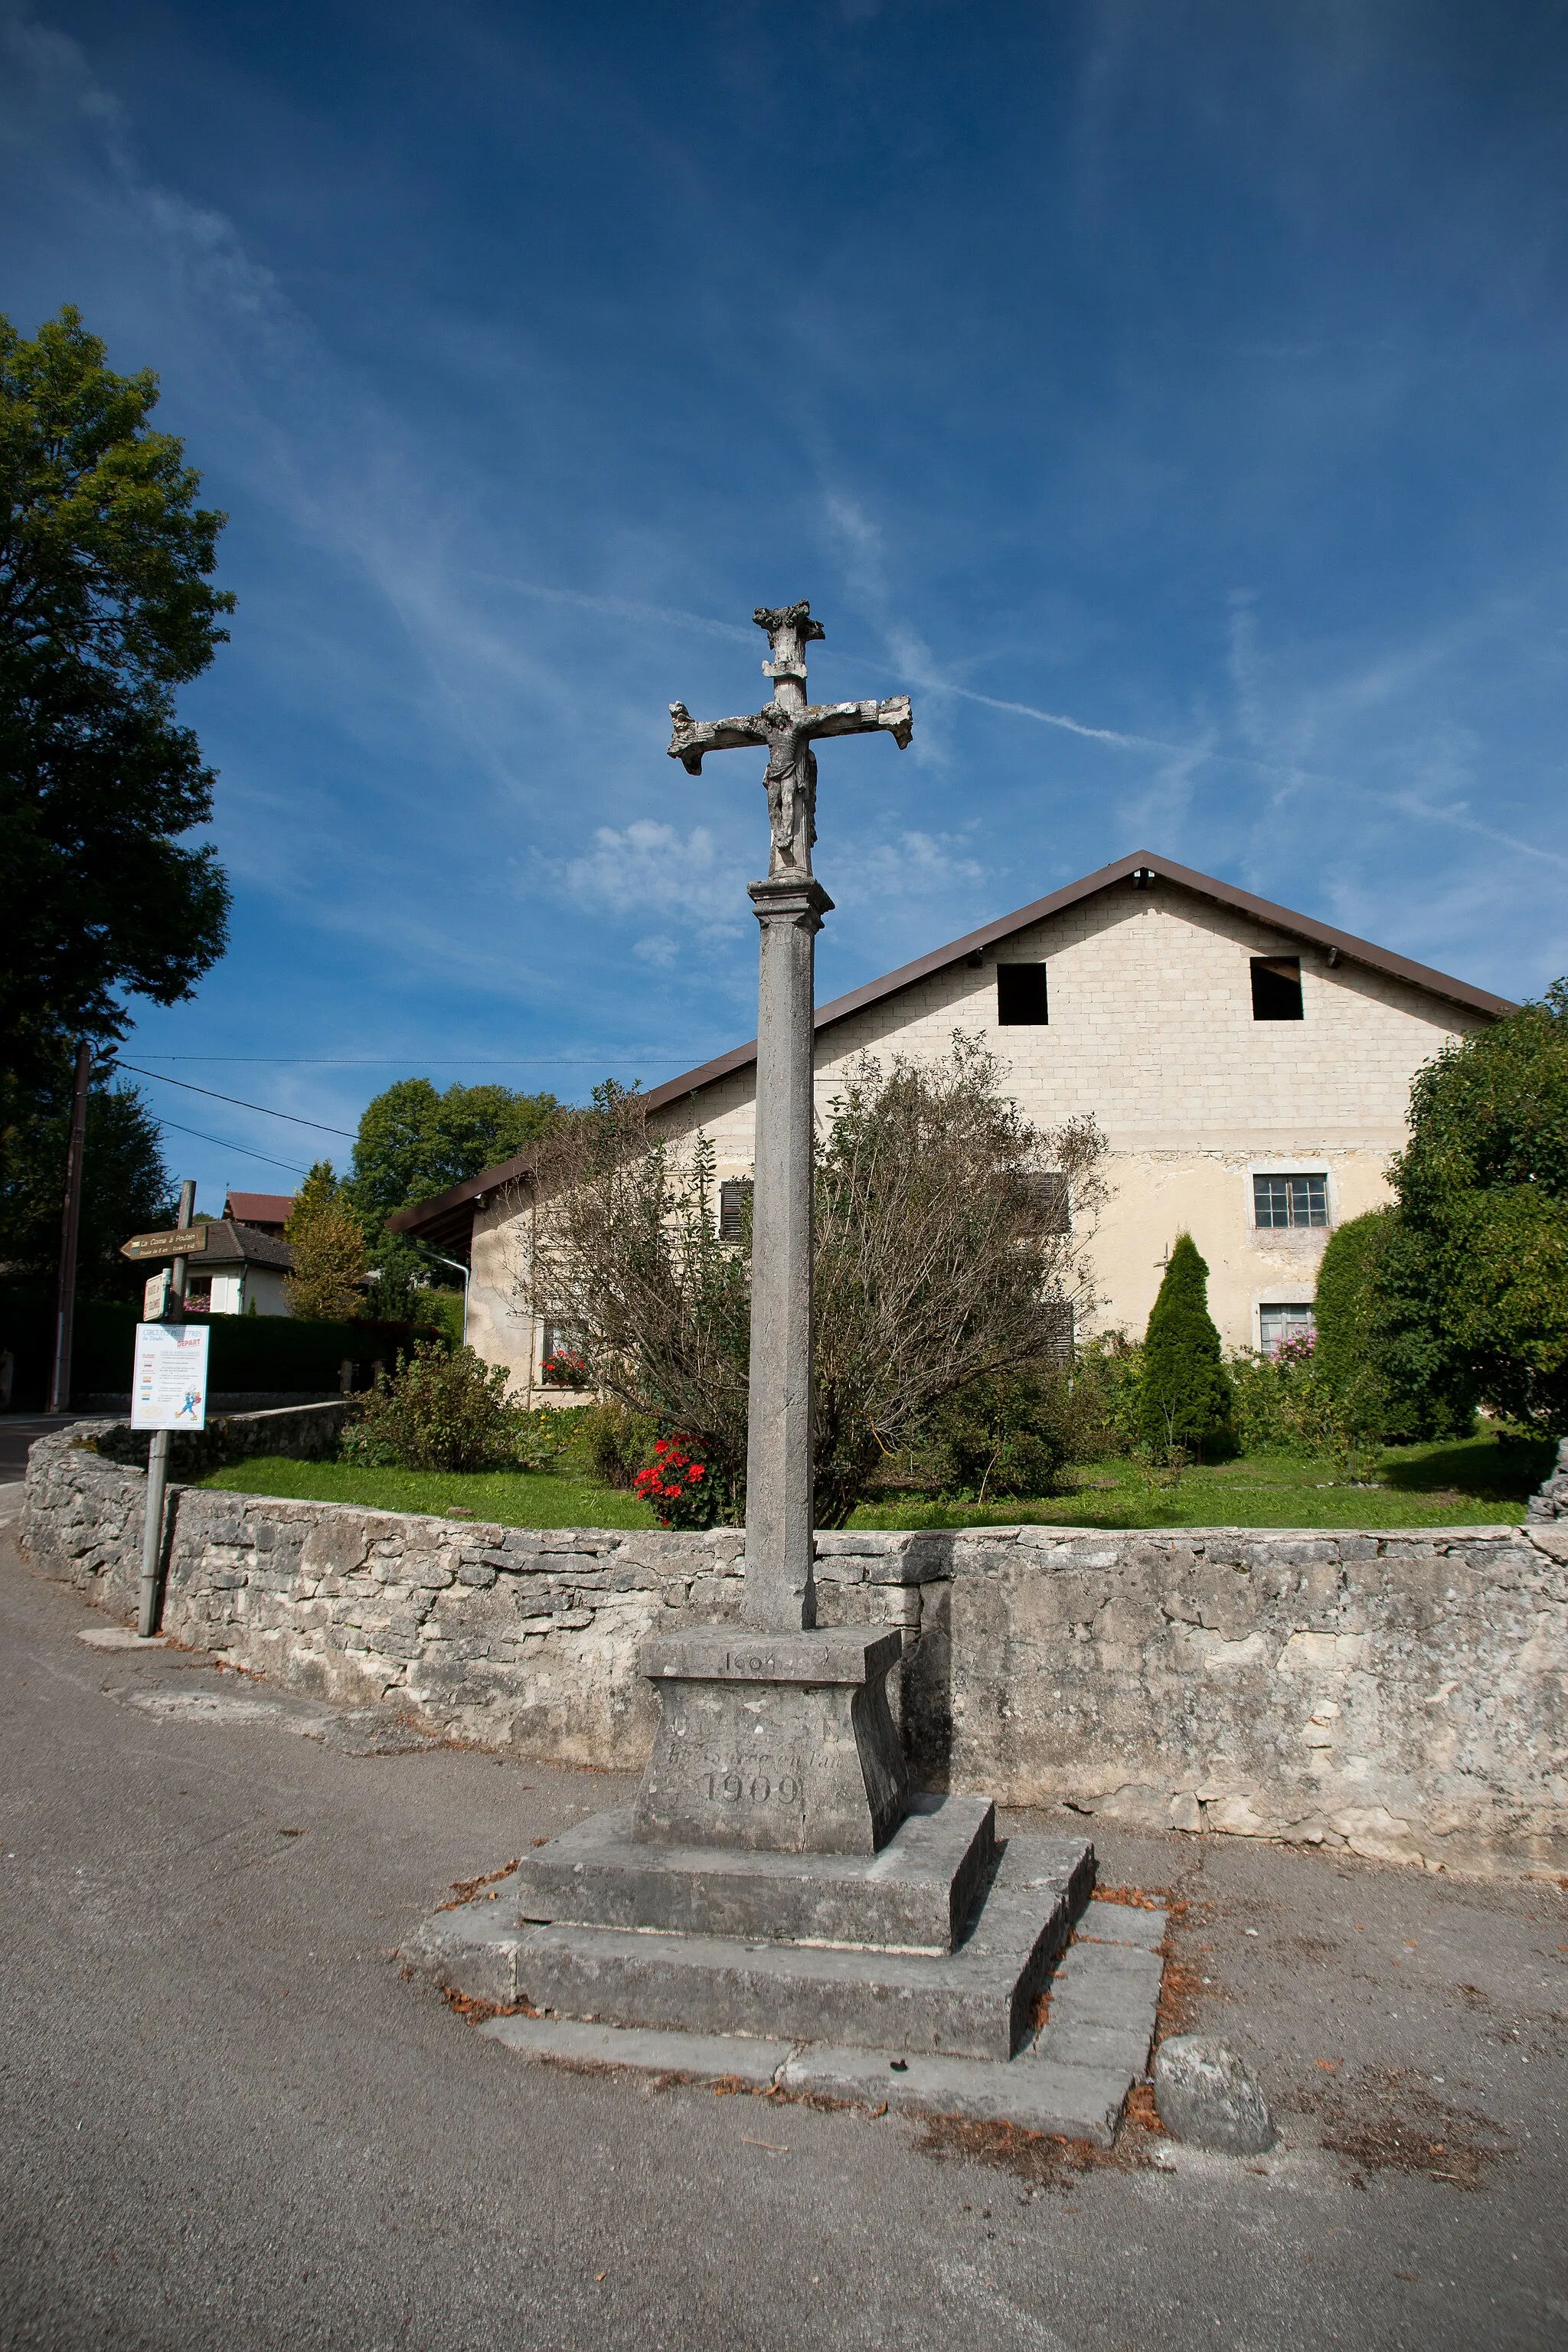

left=120, top=1224, right=209, bottom=1262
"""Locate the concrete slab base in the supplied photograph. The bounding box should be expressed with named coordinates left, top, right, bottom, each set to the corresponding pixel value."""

left=467, top=1915, right=1167, bottom=2145
left=407, top=1819, right=1167, bottom=2138
left=77, top=1626, right=168, bottom=1649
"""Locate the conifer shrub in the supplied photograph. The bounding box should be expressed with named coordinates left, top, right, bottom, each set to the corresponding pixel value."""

left=1137, top=1234, right=1233, bottom=1459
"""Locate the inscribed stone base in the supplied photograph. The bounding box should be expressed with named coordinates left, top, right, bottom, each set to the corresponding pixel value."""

left=632, top=1625, right=908, bottom=1856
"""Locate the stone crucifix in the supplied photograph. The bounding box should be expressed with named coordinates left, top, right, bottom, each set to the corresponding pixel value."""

left=668, top=603, right=913, bottom=1632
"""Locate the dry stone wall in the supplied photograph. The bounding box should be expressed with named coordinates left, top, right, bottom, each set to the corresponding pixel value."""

left=21, top=1422, right=1568, bottom=1877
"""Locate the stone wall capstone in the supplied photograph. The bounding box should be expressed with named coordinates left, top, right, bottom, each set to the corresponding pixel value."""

left=19, top=1419, right=1568, bottom=1876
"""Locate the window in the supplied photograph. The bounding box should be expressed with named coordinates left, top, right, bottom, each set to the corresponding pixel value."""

left=541, top=1320, right=585, bottom=1363
left=1253, top=1173, right=1328, bottom=1230
left=1251, top=956, right=1303, bottom=1020
left=997, top=963, right=1049, bottom=1024
left=718, top=1178, right=753, bottom=1244
left=1259, top=1302, right=1316, bottom=1357
left=1018, top=1171, right=1070, bottom=1233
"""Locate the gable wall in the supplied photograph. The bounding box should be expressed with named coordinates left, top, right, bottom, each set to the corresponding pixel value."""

left=469, top=879, right=1488, bottom=1376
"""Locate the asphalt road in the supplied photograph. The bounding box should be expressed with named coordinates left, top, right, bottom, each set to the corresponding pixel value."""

left=2, top=1489, right=1565, bottom=2351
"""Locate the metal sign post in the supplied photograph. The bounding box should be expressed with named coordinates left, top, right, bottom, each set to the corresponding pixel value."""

left=134, top=1181, right=204, bottom=1639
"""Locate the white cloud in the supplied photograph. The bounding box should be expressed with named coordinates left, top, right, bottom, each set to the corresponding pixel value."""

left=564, top=819, right=744, bottom=925
left=832, top=829, right=986, bottom=900
left=633, top=934, right=680, bottom=967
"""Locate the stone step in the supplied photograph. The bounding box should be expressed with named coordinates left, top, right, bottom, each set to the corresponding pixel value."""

left=511, top=1792, right=998, bottom=1954
left=504, top=1835, right=1091, bottom=2061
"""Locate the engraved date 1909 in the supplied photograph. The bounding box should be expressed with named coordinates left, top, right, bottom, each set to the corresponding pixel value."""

left=701, top=1766, right=803, bottom=1807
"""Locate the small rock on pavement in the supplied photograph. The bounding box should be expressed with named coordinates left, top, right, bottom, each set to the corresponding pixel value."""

left=1153, top=2037, right=1275, bottom=2155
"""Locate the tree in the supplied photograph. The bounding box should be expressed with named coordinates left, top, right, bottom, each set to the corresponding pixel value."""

left=1138, top=1233, right=1233, bottom=1457
left=1, top=308, right=233, bottom=1078
left=283, top=1161, right=368, bottom=1322
left=344, top=1078, right=560, bottom=1230
left=526, top=1043, right=1106, bottom=1525
left=0, top=1057, right=169, bottom=1299
left=1370, top=980, right=1568, bottom=1433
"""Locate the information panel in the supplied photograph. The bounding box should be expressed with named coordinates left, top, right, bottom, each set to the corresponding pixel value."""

left=131, top=1322, right=211, bottom=1432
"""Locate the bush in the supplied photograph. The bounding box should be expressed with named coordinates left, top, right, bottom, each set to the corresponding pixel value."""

left=1057, top=1331, right=1143, bottom=1459
left=1227, top=1334, right=1352, bottom=1456
left=925, top=1370, right=1070, bottom=1499
left=1138, top=1235, right=1233, bottom=1459
left=633, top=1434, right=720, bottom=1529
left=342, top=1341, right=521, bottom=1472
left=576, top=1400, right=657, bottom=1489
left=1311, top=1210, right=1456, bottom=1441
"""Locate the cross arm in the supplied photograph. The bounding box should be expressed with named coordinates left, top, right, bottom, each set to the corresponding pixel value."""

left=667, top=701, right=769, bottom=776
left=803, top=694, right=914, bottom=751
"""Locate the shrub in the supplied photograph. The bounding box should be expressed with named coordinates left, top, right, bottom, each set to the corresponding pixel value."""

left=1057, top=1331, right=1143, bottom=1459
left=633, top=1435, right=720, bottom=1530
left=1310, top=1209, right=1455, bottom=1441
left=925, top=1369, right=1070, bottom=1499
left=342, top=1340, right=521, bottom=1472
left=576, top=1400, right=657, bottom=1489
left=1138, top=1235, right=1233, bottom=1459
left=1227, top=1333, right=1353, bottom=1456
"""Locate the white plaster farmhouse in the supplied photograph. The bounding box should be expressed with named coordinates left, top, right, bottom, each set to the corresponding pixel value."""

left=392, top=851, right=1513, bottom=1385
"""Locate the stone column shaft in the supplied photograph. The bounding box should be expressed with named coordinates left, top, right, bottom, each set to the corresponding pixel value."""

left=743, top=873, right=831, bottom=1631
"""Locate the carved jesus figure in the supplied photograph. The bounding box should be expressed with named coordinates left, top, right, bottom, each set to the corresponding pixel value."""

left=668, top=602, right=912, bottom=878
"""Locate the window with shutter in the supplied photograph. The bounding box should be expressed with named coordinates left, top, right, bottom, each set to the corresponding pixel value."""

left=718, top=1178, right=753, bottom=1244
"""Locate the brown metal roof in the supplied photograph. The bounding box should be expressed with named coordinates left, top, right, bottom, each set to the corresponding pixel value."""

left=390, top=848, right=1518, bottom=1252
left=224, top=1190, right=296, bottom=1228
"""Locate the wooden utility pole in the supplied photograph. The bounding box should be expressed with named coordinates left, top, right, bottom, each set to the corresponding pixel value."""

left=47, top=1040, right=93, bottom=1416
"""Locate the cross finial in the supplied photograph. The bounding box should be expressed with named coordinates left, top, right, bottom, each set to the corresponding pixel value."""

left=668, top=600, right=912, bottom=877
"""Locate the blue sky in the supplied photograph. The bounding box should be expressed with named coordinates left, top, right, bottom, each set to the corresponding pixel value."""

left=5, top=1, right=1567, bottom=1207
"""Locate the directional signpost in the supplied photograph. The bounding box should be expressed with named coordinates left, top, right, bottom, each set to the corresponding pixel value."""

left=127, top=1184, right=201, bottom=1638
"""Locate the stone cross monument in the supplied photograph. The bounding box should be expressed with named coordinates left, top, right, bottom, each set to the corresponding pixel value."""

left=430, top=609, right=1090, bottom=2093
left=629, top=603, right=916, bottom=1857
left=668, top=603, right=912, bottom=1631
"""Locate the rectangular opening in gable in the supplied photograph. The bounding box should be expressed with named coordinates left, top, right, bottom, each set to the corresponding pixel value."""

left=1251, top=956, right=1303, bottom=1020
left=997, top=963, right=1049, bottom=1024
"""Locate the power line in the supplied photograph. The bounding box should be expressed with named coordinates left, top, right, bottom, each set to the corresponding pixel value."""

left=140, top=1055, right=681, bottom=1067
left=112, top=1061, right=357, bottom=1136
left=154, top=1118, right=312, bottom=1177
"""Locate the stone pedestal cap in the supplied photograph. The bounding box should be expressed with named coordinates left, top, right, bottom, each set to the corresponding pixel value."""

left=638, top=1626, right=903, bottom=1686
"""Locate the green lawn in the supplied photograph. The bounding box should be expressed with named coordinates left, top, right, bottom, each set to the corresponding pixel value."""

left=198, top=1456, right=658, bottom=1529
left=847, top=1432, right=1553, bottom=1531
left=198, top=1431, right=1553, bottom=1534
